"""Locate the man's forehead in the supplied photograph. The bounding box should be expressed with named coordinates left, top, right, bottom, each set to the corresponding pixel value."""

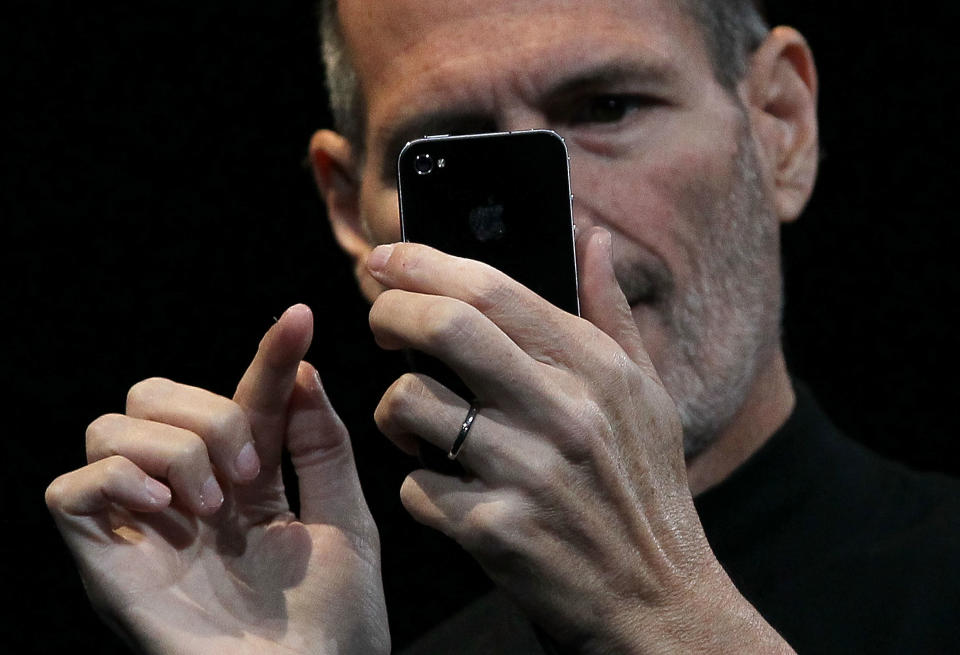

left=338, top=0, right=682, bottom=49
left=337, top=0, right=700, bottom=104
left=338, top=0, right=652, bottom=36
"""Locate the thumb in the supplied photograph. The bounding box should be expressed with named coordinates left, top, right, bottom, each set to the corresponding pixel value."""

left=286, top=362, right=377, bottom=539
left=577, top=227, right=659, bottom=380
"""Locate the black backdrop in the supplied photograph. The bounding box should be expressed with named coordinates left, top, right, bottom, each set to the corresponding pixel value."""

left=3, top=1, right=958, bottom=651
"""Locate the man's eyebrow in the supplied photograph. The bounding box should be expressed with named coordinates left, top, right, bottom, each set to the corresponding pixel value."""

left=378, top=113, right=497, bottom=183
left=375, top=60, right=675, bottom=183
left=537, top=59, right=676, bottom=105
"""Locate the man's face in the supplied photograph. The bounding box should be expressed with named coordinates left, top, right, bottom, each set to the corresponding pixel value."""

left=337, top=0, right=785, bottom=452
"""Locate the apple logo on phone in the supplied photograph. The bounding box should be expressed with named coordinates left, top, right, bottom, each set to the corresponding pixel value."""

left=468, top=196, right=507, bottom=242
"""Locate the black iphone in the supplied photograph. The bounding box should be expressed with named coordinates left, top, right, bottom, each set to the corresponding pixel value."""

left=397, top=129, right=579, bottom=472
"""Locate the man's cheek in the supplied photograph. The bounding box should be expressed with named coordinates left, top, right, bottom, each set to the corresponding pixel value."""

left=646, top=148, right=739, bottom=241
left=574, top=161, right=690, bottom=266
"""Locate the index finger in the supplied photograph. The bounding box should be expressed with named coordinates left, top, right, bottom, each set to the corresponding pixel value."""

left=365, top=242, right=594, bottom=369
left=233, top=303, right=314, bottom=466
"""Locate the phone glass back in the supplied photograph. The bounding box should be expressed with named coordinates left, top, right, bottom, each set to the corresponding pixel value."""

left=398, top=130, right=579, bottom=316
left=397, top=131, right=578, bottom=473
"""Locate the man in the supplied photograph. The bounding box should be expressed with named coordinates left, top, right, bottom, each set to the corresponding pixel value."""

left=44, top=0, right=958, bottom=653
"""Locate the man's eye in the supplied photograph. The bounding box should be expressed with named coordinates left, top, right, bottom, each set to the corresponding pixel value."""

left=570, top=95, right=648, bottom=125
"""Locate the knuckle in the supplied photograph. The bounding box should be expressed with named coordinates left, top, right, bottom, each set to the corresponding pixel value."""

left=44, top=475, right=71, bottom=511
left=376, top=374, right=423, bottom=431
left=557, top=398, right=607, bottom=462
left=398, top=475, right=420, bottom=511
left=372, top=399, right=391, bottom=433
left=125, top=376, right=171, bottom=411
left=423, top=300, right=476, bottom=348
left=479, top=431, right=511, bottom=464
left=513, top=444, right=580, bottom=509
left=596, top=351, right=637, bottom=391
left=207, top=401, right=249, bottom=444
left=460, top=504, right=494, bottom=546
left=459, top=501, right=519, bottom=557
left=522, top=453, right=564, bottom=498
left=461, top=501, right=504, bottom=540
left=466, top=272, right=516, bottom=314
left=373, top=287, right=406, bottom=315
left=85, top=413, right=125, bottom=454
left=371, top=288, right=401, bottom=314
left=584, top=347, right=652, bottom=408
left=169, top=436, right=208, bottom=470
left=100, top=454, right=132, bottom=481
left=394, top=373, right=429, bottom=407
left=368, top=290, right=406, bottom=337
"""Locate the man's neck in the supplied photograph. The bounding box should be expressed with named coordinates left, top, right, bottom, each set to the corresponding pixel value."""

left=685, top=350, right=796, bottom=497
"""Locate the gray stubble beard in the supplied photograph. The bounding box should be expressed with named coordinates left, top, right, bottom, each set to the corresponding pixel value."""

left=657, top=118, right=784, bottom=459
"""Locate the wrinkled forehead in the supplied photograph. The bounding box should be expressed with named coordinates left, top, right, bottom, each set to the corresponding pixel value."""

left=337, top=0, right=705, bottom=110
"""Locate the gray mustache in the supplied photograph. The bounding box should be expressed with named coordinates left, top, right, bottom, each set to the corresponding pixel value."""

left=614, top=257, right=674, bottom=306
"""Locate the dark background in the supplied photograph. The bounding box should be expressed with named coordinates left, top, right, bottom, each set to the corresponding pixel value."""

left=3, top=1, right=958, bottom=651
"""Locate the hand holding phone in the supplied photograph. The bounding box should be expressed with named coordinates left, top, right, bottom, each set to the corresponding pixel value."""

left=397, top=130, right=579, bottom=472
left=399, top=130, right=579, bottom=315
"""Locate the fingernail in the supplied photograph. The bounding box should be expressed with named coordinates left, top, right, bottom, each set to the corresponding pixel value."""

left=144, top=478, right=171, bottom=505
left=598, top=229, right=612, bottom=253
left=200, top=475, right=224, bottom=510
left=234, top=443, right=261, bottom=481
left=280, top=303, right=309, bottom=321
left=367, top=244, right=395, bottom=272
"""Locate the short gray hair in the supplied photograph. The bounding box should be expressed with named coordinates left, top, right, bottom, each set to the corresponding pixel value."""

left=319, top=0, right=365, bottom=150
left=681, top=0, right=770, bottom=88
left=318, top=0, right=769, bottom=150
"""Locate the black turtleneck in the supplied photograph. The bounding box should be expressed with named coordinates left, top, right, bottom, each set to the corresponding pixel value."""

left=695, top=382, right=960, bottom=653
left=402, top=384, right=960, bottom=654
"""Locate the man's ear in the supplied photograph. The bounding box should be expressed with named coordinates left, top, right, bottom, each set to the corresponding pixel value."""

left=743, top=26, right=819, bottom=223
left=309, top=129, right=382, bottom=302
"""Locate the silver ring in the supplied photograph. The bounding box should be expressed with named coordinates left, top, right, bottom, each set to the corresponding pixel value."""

left=448, top=403, right=480, bottom=460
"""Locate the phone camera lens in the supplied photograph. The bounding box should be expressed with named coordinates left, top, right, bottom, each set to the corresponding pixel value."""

left=414, top=153, right=434, bottom=175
